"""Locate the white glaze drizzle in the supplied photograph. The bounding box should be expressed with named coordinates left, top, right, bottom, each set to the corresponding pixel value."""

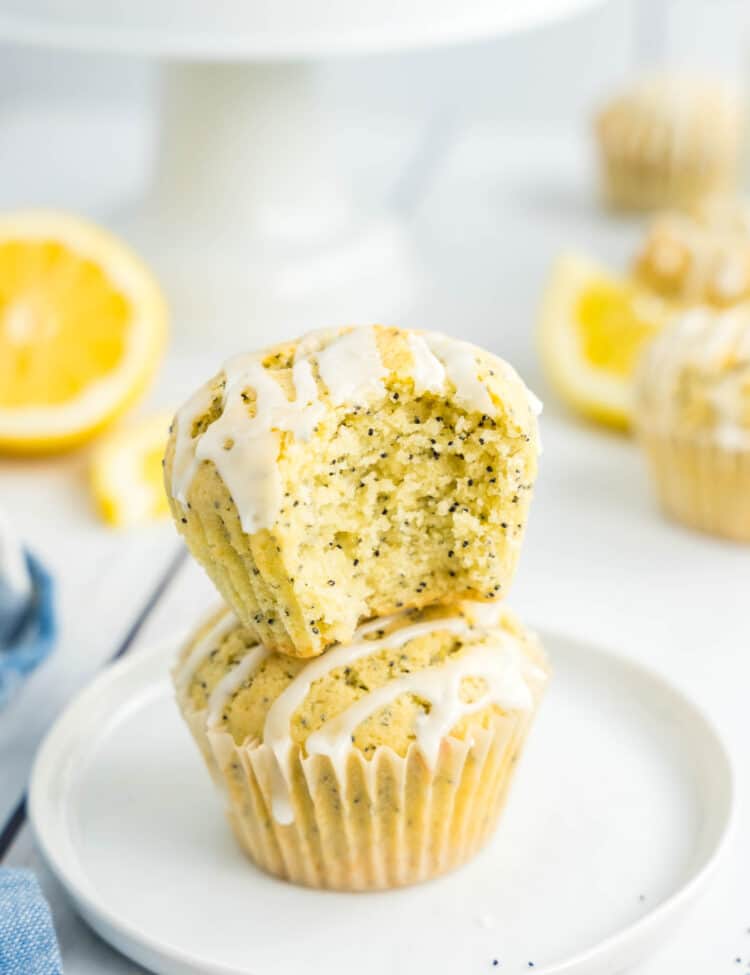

left=260, top=609, right=534, bottom=823
left=289, top=357, right=321, bottom=409
left=356, top=612, right=404, bottom=637
left=713, top=253, right=749, bottom=302
left=637, top=306, right=750, bottom=447
left=173, top=354, right=326, bottom=533
left=525, top=386, right=544, bottom=417
left=291, top=326, right=341, bottom=362
left=171, top=382, right=217, bottom=506
left=305, top=639, right=532, bottom=770
left=206, top=644, right=271, bottom=727
left=406, top=332, right=446, bottom=394
left=171, top=327, right=540, bottom=533
left=423, top=333, right=496, bottom=415
left=315, top=327, right=387, bottom=405
left=421, top=332, right=543, bottom=418
left=174, top=611, right=237, bottom=693
left=459, top=600, right=505, bottom=629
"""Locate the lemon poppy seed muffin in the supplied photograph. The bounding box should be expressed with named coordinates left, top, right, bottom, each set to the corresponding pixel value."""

left=164, top=326, right=541, bottom=658
left=633, top=211, right=750, bottom=308
left=174, top=600, right=548, bottom=891
left=595, top=75, right=740, bottom=212
left=634, top=305, right=750, bottom=540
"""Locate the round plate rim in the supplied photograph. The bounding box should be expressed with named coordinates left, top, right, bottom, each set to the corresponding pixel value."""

left=28, top=628, right=736, bottom=975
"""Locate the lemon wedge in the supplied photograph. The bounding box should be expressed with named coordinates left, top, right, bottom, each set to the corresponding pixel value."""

left=538, top=252, right=672, bottom=429
left=0, top=210, right=167, bottom=452
left=90, top=411, right=173, bottom=528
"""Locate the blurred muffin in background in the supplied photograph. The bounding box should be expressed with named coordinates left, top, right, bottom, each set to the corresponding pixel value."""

left=691, top=194, right=750, bottom=236
left=634, top=305, right=750, bottom=541
left=174, top=600, right=549, bottom=891
left=595, top=76, right=741, bottom=212
left=633, top=211, right=750, bottom=308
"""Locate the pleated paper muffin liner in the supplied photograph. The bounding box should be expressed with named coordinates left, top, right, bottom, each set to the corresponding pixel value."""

left=210, top=714, right=534, bottom=891
left=177, top=657, right=546, bottom=892
left=639, top=430, right=750, bottom=542
left=599, top=155, right=734, bottom=212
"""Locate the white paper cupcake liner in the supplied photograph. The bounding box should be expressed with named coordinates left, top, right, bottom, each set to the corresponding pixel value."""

left=640, top=430, right=750, bottom=542
left=177, top=660, right=547, bottom=891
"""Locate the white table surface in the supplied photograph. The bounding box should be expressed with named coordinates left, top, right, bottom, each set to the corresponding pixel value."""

left=1, top=104, right=749, bottom=974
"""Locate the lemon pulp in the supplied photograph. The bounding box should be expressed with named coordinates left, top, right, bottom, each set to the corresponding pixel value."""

left=538, top=252, right=673, bottom=430
left=0, top=242, right=131, bottom=408
left=576, top=283, right=661, bottom=377
left=0, top=211, right=166, bottom=453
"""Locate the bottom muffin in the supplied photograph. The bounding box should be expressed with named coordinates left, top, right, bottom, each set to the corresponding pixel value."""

left=173, top=601, right=548, bottom=891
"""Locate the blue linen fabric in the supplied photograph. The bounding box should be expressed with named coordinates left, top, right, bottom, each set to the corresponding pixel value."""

left=0, top=553, right=56, bottom=708
left=0, top=869, right=63, bottom=975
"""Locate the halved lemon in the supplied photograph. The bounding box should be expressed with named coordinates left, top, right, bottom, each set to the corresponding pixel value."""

left=90, top=411, right=173, bottom=528
left=0, top=210, right=167, bottom=452
left=538, top=252, right=673, bottom=429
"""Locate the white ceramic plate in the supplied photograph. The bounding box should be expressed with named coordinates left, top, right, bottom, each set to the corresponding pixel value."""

left=29, top=631, right=734, bottom=975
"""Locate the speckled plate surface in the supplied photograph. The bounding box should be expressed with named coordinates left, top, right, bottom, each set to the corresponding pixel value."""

left=29, top=630, right=734, bottom=975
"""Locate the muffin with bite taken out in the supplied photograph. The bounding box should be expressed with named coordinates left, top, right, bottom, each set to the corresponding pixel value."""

left=164, top=325, right=541, bottom=658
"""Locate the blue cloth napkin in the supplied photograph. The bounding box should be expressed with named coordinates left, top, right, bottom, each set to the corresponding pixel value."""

left=0, top=869, right=63, bottom=975
left=0, top=552, right=56, bottom=709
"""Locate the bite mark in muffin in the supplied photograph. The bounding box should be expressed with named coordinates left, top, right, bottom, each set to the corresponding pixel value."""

left=164, top=326, right=541, bottom=657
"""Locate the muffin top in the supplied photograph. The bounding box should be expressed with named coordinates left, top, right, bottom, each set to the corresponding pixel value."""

left=596, top=75, right=739, bottom=164
left=691, top=195, right=750, bottom=237
left=174, top=600, right=547, bottom=764
left=165, top=325, right=541, bottom=536
left=633, top=211, right=750, bottom=308
left=635, top=305, right=750, bottom=446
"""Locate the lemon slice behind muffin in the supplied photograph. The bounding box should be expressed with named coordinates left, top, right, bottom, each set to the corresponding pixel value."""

left=538, top=252, right=672, bottom=428
left=90, top=411, right=172, bottom=528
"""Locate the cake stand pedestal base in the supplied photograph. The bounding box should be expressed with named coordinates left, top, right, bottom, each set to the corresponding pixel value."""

left=117, top=61, right=422, bottom=346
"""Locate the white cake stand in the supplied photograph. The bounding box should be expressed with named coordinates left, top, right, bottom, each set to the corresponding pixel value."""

left=0, top=0, right=603, bottom=343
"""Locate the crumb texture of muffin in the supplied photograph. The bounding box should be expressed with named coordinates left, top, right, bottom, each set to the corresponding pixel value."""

left=164, top=326, right=541, bottom=657
left=635, top=305, right=750, bottom=540
left=595, top=75, right=740, bottom=212
left=174, top=600, right=548, bottom=891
